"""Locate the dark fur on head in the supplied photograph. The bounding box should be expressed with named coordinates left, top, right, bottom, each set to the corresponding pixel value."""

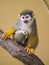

left=20, top=10, right=33, bottom=17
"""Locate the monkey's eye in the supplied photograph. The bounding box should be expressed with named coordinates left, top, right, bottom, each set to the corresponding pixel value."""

left=22, top=17, right=25, bottom=19
left=26, top=16, right=29, bottom=18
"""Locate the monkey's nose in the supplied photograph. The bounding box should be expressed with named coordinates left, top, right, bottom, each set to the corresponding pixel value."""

left=24, top=20, right=28, bottom=23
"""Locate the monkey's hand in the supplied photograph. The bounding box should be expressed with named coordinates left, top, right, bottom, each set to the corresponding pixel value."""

left=25, top=47, right=35, bottom=54
left=1, top=27, right=15, bottom=40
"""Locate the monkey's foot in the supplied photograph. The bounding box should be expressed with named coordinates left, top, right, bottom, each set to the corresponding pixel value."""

left=25, top=47, right=35, bottom=54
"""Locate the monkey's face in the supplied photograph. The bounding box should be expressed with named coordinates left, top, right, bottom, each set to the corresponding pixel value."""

left=20, top=14, right=33, bottom=25
left=19, top=14, right=34, bottom=27
left=19, top=10, right=34, bottom=26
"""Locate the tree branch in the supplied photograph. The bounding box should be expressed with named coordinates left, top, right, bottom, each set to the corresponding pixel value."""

left=0, top=30, right=44, bottom=65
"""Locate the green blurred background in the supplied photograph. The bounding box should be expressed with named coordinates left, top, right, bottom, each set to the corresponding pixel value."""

left=0, top=0, right=49, bottom=65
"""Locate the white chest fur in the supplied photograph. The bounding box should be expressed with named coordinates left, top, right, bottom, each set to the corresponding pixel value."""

left=19, top=21, right=31, bottom=34
left=20, top=25, right=31, bottom=34
left=15, top=26, right=31, bottom=35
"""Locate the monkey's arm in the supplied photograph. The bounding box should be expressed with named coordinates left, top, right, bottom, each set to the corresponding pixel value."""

left=1, top=20, right=20, bottom=39
left=25, top=34, right=38, bottom=54
left=2, top=27, right=16, bottom=39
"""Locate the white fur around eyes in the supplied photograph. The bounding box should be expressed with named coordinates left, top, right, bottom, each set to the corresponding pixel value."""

left=20, top=15, right=32, bottom=21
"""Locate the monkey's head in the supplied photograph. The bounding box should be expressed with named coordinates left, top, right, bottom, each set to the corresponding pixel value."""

left=19, top=10, right=35, bottom=26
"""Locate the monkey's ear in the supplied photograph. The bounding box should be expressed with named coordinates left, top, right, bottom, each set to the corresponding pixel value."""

left=32, top=13, right=35, bottom=16
left=32, top=13, right=35, bottom=17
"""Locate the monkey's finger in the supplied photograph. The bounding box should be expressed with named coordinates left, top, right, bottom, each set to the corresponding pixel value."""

left=27, top=49, right=32, bottom=54
left=30, top=48, right=35, bottom=53
left=3, top=35, right=10, bottom=40
left=25, top=47, right=28, bottom=53
left=4, top=36, right=7, bottom=40
left=1, top=34, right=7, bottom=40
left=26, top=49, right=29, bottom=53
left=28, top=48, right=35, bottom=54
left=26, top=50, right=30, bottom=54
left=25, top=47, right=30, bottom=53
left=26, top=49, right=32, bottom=54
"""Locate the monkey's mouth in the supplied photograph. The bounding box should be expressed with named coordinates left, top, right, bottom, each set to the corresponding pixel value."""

left=24, top=20, right=28, bottom=23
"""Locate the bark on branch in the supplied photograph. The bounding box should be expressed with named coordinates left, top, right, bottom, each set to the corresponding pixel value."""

left=0, top=30, right=44, bottom=65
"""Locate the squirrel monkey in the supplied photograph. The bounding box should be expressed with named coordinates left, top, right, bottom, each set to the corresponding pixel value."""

left=2, top=10, right=39, bottom=54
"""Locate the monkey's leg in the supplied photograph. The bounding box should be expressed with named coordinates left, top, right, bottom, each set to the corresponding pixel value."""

left=25, top=34, right=38, bottom=54
left=25, top=35, right=35, bottom=54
